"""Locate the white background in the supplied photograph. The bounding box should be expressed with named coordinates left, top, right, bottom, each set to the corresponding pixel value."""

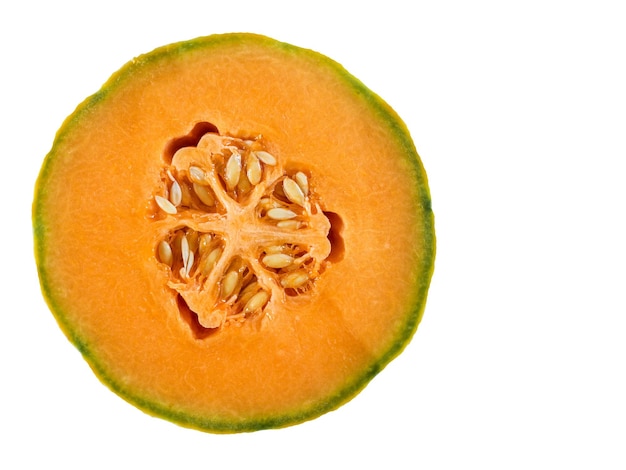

left=2, top=1, right=625, bottom=468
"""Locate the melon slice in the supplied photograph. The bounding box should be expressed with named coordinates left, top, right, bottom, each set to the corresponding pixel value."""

left=33, top=33, right=435, bottom=432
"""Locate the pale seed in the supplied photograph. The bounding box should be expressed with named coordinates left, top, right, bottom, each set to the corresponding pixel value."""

left=243, top=290, right=270, bottom=314
left=225, top=152, right=242, bottom=190
left=189, top=166, right=207, bottom=184
left=280, top=271, right=309, bottom=289
left=185, top=251, right=195, bottom=277
left=246, top=152, right=262, bottom=185
left=201, top=246, right=222, bottom=275
left=254, top=150, right=277, bottom=166
left=181, top=235, right=189, bottom=260
left=262, top=253, right=294, bottom=269
left=237, top=170, right=252, bottom=193
left=157, top=240, right=173, bottom=266
left=155, top=195, right=177, bottom=215
left=294, top=171, right=309, bottom=196
left=267, top=207, right=297, bottom=220
left=193, top=182, right=215, bottom=206
left=180, top=182, right=192, bottom=206
left=259, top=197, right=277, bottom=211
left=186, top=230, right=199, bottom=253
left=239, top=280, right=259, bottom=299
left=169, top=180, right=182, bottom=206
left=198, top=233, right=212, bottom=255
left=276, top=220, right=301, bottom=230
left=264, top=245, right=285, bottom=254
left=221, top=270, right=240, bottom=298
left=238, top=281, right=261, bottom=309
left=283, top=177, right=306, bottom=207
left=181, top=236, right=193, bottom=276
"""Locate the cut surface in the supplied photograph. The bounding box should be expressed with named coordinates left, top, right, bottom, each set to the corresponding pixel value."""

left=33, top=33, right=435, bottom=432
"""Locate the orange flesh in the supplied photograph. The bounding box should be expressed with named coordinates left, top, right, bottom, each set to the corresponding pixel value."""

left=34, top=34, right=434, bottom=430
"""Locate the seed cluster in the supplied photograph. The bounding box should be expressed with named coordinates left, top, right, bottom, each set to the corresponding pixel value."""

left=260, top=244, right=313, bottom=290
left=151, top=130, right=331, bottom=332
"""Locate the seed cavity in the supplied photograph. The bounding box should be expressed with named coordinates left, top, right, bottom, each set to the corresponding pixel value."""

left=155, top=195, right=177, bottom=215
left=154, top=131, right=332, bottom=333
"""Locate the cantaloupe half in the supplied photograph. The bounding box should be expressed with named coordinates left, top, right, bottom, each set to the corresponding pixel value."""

left=33, top=33, right=435, bottom=433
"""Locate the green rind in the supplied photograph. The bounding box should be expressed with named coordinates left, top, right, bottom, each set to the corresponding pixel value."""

left=33, top=33, right=436, bottom=433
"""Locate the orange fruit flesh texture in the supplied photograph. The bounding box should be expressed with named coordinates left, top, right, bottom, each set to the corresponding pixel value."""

left=34, top=34, right=434, bottom=431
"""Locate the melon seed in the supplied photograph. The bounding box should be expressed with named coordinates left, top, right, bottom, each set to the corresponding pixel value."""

left=184, top=251, right=195, bottom=277
left=243, top=290, right=270, bottom=314
left=189, top=166, right=207, bottom=184
left=283, top=177, right=306, bottom=207
left=193, top=182, right=215, bottom=206
left=237, top=282, right=260, bottom=308
left=186, top=230, right=199, bottom=253
left=225, top=152, right=242, bottom=190
left=236, top=170, right=252, bottom=193
left=157, top=240, right=173, bottom=266
left=262, top=253, right=294, bottom=269
left=239, top=280, right=259, bottom=298
left=254, top=150, right=277, bottom=166
left=280, top=271, right=309, bottom=289
left=181, top=236, right=194, bottom=277
left=276, top=220, right=301, bottom=230
left=155, top=195, right=177, bottom=215
left=221, top=270, right=240, bottom=298
left=267, top=207, right=297, bottom=220
left=200, top=246, right=222, bottom=275
left=169, top=180, right=182, bottom=207
left=246, top=152, right=262, bottom=185
left=198, top=233, right=212, bottom=254
left=294, top=171, right=309, bottom=196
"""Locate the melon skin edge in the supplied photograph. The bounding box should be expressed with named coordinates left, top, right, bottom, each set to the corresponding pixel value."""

left=32, top=33, right=436, bottom=433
